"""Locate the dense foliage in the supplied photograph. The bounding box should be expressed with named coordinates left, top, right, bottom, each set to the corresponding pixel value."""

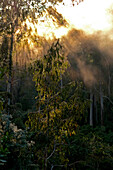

left=0, top=39, right=113, bottom=169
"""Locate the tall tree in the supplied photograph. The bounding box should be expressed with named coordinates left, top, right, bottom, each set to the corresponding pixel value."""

left=0, top=0, right=69, bottom=119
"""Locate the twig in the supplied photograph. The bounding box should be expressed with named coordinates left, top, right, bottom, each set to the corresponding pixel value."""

left=47, top=144, right=56, bottom=160
left=103, top=95, right=113, bottom=105
left=51, top=160, right=94, bottom=170
left=94, top=87, right=113, bottom=105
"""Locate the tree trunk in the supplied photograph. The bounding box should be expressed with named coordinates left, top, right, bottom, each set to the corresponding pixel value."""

left=108, top=74, right=111, bottom=97
left=94, top=95, right=98, bottom=125
left=100, top=83, right=104, bottom=126
left=90, top=90, right=93, bottom=126
left=7, top=24, right=14, bottom=127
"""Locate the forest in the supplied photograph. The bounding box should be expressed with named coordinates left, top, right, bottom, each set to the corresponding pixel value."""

left=0, top=0, right=113, bottom=169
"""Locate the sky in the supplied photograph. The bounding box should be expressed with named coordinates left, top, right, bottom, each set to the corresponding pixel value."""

left=56, top=0, right=113, bottom=34
left=23, top=0, right=113, bottom=40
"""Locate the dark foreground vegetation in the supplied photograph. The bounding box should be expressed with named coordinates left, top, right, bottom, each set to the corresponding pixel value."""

left=0, top=40, right=113, bottom=170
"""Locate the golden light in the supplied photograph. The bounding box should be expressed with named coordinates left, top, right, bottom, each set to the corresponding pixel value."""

left=24, top=14, right=70, bottom=40
left=20, top=0, right=113, bottom=42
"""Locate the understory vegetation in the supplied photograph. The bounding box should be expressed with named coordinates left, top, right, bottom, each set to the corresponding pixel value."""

left=0, top=40, right=113, bottom=170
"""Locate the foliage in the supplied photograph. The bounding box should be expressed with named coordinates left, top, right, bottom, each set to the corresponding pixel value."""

left=67, top=125, right=113, bottom=170
left=25, top=41, right=90, bottom=169
left=0, top=113, right=35, bottom=170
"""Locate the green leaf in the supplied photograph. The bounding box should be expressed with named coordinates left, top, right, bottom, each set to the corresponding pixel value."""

left=0, top=159, right=7, bottom=163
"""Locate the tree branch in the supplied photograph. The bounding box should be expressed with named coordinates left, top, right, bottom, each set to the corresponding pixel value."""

left=47, top=144, right=56, bottom=160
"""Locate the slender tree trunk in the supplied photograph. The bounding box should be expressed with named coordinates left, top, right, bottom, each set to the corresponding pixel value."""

left=47, top=102, right=50, bottom=137
left=100, top=83, right=104, bottom=126
left=94, top=95, right=98, bottom=125
left=90, top=90, right=93, bottom=126
left=47, top=99, right=50, bottom=141
left=108, top=74, right=111, bottom=97
left=7, top=24, right=14, bottom=127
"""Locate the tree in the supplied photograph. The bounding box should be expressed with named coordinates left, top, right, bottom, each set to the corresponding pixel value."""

left=26, top=39, right=90, bottom=169
left=0, top=0, right=71, bottom=128
left=0, top=0, right=31, bottom=119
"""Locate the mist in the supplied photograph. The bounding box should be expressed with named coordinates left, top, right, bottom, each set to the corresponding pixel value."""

left=60, top=26, right=113, bottom=87
left=12, top=0, right=113, bottom=89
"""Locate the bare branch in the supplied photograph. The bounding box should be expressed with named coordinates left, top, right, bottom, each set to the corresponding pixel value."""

left=47, top=144, right=56, bottom=160
left=103, top=95, right=113, bottom=105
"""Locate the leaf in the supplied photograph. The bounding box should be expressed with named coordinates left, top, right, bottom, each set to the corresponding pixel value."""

left=0, top=159, right=7, bottom=163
